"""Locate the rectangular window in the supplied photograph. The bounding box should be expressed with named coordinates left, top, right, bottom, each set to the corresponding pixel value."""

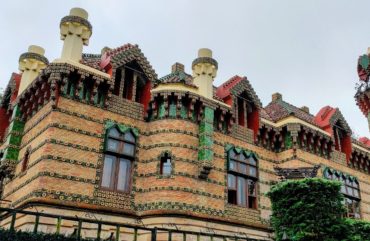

left=227, top=149, right=258, bottom=209
left=101, top=127, right=136, bottom=193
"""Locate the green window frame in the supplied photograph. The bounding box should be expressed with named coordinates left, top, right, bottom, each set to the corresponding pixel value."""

left=227, top=147, right=258, bottom=209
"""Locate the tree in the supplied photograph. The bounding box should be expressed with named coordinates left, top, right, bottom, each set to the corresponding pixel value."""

left=267, top=178, right=347, bottom=241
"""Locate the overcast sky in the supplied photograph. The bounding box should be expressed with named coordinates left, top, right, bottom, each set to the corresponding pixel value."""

left=0, top=0, right=369, bottom=137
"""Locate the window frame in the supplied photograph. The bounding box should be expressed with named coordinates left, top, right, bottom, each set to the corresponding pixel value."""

left=227, top=148, right=258, bottom=209
left=159, top=152, right=173, bottom=177
left=324, top=169, right=361, bottom=219
left=100, top=127, right=136, bottom=193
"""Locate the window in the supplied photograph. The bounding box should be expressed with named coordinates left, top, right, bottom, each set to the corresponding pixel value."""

left=160, top=153, right=172, bottom=176
left=324, top=169, right=361, bottom=219
left=21, top=149, right=30, bottom=172
left=101, top=127, right=136, bottom=192
left=227, top=149, right=258, bottom=209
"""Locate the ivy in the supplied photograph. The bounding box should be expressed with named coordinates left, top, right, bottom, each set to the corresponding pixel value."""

left=267, top=178, right=370, bottom=241
left=0, top=229, right=92, bottom=241
left=267, top=178, right=346, bottom=241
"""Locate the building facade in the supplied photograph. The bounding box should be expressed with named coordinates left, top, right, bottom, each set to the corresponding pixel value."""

left=0, top=7, right=369, bottom=240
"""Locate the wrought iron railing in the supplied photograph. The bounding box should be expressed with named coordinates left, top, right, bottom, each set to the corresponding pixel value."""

left=0, top=207, right=265, bottom=241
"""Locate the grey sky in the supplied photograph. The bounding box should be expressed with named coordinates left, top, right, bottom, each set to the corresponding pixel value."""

left=0, top=0, right=369, bottom=137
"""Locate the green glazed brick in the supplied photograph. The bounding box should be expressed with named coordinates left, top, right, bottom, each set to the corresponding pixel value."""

left=284, top=132, right=292, bottom=149
left=203, top=107, right=214, bottom=123
left=7, top=135, right=22, bottom=146
left=4, top=147, right=20, bottom=161
left=199, top=134, right=213, bottom=147
left=158, top=101, right=165, bottom=118
left=198, top=148, right=214, bottom=161
left=180, top=105, right=187, bottom=118
left=199, top=122, right=213, bottom=135
left=169, top=103, right=177, bottom=117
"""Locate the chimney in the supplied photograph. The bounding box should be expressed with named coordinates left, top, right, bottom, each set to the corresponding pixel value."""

left=172, top=62, right=184, bottom=73
left=272, top=92, right=282, bottom=102
left=60, top=8, right=92, bottom=62
left=300, top=106, right=310, bottom=114
left=18, top=45, right=49, bottom=96
left=192, top=48, right=218, bottom=99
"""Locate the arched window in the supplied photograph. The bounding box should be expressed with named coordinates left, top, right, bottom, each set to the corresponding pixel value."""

left=21, top=148, right=30, bottom=172
left=160, top=153, right=172, bottom=176
left=227, top=148, right=258, bottom=209
left=101, top=127, right=136, bottom=192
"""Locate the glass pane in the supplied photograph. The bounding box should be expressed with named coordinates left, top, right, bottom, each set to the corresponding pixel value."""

left=228, top=174, right=236, bottom=189
left=101, top=155, right=115, bottom=188
left=347, top=187, right=353, bottom=196
left=229, top=150, right=237, bottom=159
left=239, top=163, right=247, bottom=174
left=248, top=180, right=256, bottom=196
left=107, top=139, right=120, bottom=152
left=249, top=166, right=257, bottom=177
left=123, top=143, right=135, bottom=156
left=340, top=185, right=346, bottom=194
left=237, top=177, right=246, bottom=206
left=353, top=189, right=359, bottom=198
left=248, top=156, right=257, bottom=166
left=108, top=128, right=120, bottom=138
left=124, top=131, right=136, bottom=142
left=239, top=153, right=247, bottom=162
left=117, top=158, right=131, bottom=191
left=353, top=181, right=359, bottom=188
left=229, top=160, right=237, bottom=170
left=162, top=158, right=172, bottom=176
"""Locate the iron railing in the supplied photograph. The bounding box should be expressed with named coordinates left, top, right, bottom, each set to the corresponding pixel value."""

left=0, top=207, right=266, bottom=241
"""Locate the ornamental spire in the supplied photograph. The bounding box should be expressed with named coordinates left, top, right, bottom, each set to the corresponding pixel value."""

left=192, top=48, right=218, bottom=99
left=17, top=45, right=49, bottom=96
left=60, top=8, right=92, bottom=62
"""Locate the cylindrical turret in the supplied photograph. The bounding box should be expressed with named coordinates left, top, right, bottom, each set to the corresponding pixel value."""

left=192, top=48, right=218, bottom=99
left=18, top=45, right=49, bottom=96
left=60, top=8, right=92, bottom=62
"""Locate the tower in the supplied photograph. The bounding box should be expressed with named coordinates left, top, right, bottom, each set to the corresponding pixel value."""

left=355, top=48, right=370, bottom=132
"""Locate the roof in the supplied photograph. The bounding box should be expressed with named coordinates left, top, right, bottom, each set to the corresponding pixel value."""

left=1, top=73, right=21, bottom=108
left=101, top=43, right=157, bottom=81
left=264, top=98, right=317, bottom=125
left=358, top=137, right=370, bottom=148
left=155, top=70, right=196, bottom=88
left=81, top=53, right=103, bottom=71
left=216, top=75, right=262, bottom=108
left=314, top=106, right=352, bottom=135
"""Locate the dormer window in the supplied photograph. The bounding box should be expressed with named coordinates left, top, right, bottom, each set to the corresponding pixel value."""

left=235, top=91, right=259, bottom=140
left=333, top=122, right=352, bottom=161
left=113, top=61, right=151, bottom=112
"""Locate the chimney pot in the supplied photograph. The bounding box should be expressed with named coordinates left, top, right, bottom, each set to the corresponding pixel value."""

left=300, top=106, right=310, bottom=114
left=198, top=48, right=212, bottom=58
left=172, top=62, right=184, bottom=73
left=272, top=93, right=282, bottom=101
left=70, top=7, right=88, bottom=19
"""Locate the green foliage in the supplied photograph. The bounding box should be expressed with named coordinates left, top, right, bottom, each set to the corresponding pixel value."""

left=267, top=178, right=347, bottom=241
left=342, top=218, right=370, bottom=241
left=0, top=228, right=92, bottom=241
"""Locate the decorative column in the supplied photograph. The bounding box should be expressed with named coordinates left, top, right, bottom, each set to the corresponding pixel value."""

left=18, top=45, right=49, bottom=96
left=60, top=8, right=92, bottom=62
left=192, top=48, right=218, bottom=99
left=198, top=106, right=214, bottom=179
